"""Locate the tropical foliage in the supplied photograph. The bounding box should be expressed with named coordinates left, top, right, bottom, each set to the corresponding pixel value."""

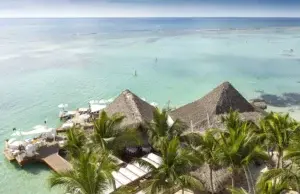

left=139, top=138, right=203, bottom=194
left=64, top=127, right=87, bottom=159
left=218, top=112, right=269, bottom=194
left=91, top=111, right=141, bottom=155
left=146, top=107, right=187, bottom=151
left=49, top=150, right=117, bottom=194
left=51, top=107, right=300, bottom=194
left=183, top=129, right=220, bottom=194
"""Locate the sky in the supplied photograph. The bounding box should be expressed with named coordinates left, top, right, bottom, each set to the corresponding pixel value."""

left=0, top=0, right=300, bottom=18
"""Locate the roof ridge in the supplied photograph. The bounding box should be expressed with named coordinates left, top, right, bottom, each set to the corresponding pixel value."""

left=122, top=90, right=143, bottom=123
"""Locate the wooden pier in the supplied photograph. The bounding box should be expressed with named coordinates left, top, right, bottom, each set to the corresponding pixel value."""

left=41, top=153, right=72, bottom=172
left=37, top=143, right=72, bottom=172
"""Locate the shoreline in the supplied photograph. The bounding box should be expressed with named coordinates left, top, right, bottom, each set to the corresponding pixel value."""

left=267, top=105, right=300, bottom=121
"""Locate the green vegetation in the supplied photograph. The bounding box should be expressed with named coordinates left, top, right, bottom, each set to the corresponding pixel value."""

left=91, top=111, right=141, bottom=156
left=139, top=138, right=203, bottom=194
left=49, top=149, right=117, bottom=194
left=146, top=107, right=187, bottom=151
left=64, top=127, right=87, bottom=159
left=49, top=109, right=300, bottom=194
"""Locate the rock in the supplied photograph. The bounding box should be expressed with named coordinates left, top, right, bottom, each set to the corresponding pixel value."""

left=253, top=102, right=267, bottom=110
left=250, top=98, right=265, bottom=103
left=250, top=99, right=267, bottom=110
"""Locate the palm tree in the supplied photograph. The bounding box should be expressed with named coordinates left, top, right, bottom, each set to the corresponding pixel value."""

left=146, top=107, right=187, bottom=151
left=91, top=111, right=141, bottom=155
left=64, top=127, right=87, bottom=159
left=256, top=167, right=300, bottom=194
left=219, top=111, right=269, bottom=194
left=183, top=129, right=221, bottom=194
left=139, top=138, right=203, bottom=194
left=255, top=112, right=299, bottom=169
left=49, top=149, right=117, bottom=194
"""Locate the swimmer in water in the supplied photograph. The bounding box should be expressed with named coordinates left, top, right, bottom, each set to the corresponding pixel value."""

left=134, top=70, right=137, bottom=77
left=155, top=58, right=158, bottom=63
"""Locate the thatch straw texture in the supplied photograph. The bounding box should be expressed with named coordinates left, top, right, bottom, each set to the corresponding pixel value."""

left=169, top=82, right=260, bottom=130
left=191, top=164, right=232, bottom=193
left=104, top=89, right=155, bottom=128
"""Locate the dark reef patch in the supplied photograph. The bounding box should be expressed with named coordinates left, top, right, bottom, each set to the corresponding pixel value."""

left=259, top=92, right=300, bottom=107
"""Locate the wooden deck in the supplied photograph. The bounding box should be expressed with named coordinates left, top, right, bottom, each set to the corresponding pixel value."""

left=42, top=153, right=72, bottom=172
left=37, top=143, right=72, bottom=172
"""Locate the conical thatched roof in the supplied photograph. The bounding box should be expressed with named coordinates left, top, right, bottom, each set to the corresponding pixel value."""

left=169, top=82, right=255, bottom=130
left=104, top=90, right=155, bottom=128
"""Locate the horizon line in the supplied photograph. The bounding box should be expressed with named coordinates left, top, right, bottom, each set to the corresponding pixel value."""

left=1, top=16, right=300, bottom=19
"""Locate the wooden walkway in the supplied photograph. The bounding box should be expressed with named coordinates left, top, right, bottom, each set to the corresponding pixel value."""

left=37, top=143, right=72, bottom=172
left=42, top=153, right=72, bottom=172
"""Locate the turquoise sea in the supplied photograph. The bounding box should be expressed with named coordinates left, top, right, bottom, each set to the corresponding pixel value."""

left=1, top=18, right=300, bottom=193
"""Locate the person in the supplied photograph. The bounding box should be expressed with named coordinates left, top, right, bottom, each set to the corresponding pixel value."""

left=134, top=70, right=137, bottom=77
left=155, top=58, right=158, bottom=63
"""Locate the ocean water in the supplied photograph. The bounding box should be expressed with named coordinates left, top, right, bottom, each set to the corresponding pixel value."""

left=1, top=17, right=300, bottom=193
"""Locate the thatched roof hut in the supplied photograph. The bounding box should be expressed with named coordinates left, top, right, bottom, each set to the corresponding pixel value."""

left=191, top=164, right=232, bottom=194
left=169, top=81, right=264, bottom=131
left=104, top=89, right=155, bottom=128
left=191, top=163, right=255, bottom=194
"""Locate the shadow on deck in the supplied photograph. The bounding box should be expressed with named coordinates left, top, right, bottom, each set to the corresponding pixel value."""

left=37, top=144, right=72, bottom=172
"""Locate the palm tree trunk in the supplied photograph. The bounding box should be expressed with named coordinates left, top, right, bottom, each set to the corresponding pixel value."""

left=209, top=166, right=215, bottom=194
left=247, top=165, right=256, bottom=194
left=231, top=168, right=236, bottom=188
left=280, top=154, right=284, bottom=168
left=276, top=152, right=281, bottom=169
left=182, top=187, right=184, bottom=194
left=243, top=166, right=252, bottom=194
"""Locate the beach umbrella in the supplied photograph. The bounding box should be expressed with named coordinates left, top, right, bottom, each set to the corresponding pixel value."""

left=58, top=104, right=68, bottom=108
left=11, top=131, right=22, bottom=137
left=89, top=100, right=96, bottom=104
